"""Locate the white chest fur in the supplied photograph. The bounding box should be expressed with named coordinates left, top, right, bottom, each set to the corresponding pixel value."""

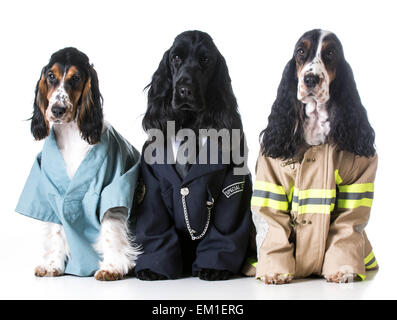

left=303, top=100, right=330, bottom=146
left=53, top=121, right=93, bottom=179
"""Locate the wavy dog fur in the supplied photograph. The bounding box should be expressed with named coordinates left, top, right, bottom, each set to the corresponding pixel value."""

left=31, top=47, right=103, bottom=144
left=260, top=29, right=375, bottom=159
left=142, top=30, right=243, bottom=134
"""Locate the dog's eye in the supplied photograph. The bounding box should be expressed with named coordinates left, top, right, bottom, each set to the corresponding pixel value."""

left=72, top=75, right=80, bottom=82
left=325, top=49, right=336, bottom=60
left=200, top=57, right=209, bottom=65
left=297, top=48, right=305, bottom=56
left=47, top=73, right=56, bottom=82
left=173, top=55, right=182, bottom=64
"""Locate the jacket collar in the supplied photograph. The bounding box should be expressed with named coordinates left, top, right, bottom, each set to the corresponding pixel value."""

left=151, top=138, right=227, bottom=186
left=41, top=125, right=111, bottom=196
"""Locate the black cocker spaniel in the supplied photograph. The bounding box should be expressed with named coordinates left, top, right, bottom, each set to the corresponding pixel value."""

left=142, top=30, right=243, bottom=133
left=136, top=30, right=252, bottom=281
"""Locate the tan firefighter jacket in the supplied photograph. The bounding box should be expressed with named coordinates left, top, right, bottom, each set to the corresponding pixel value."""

left=249, top=143, right=378, bottom=279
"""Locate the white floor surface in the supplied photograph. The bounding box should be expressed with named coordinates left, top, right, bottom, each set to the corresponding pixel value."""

left=1, top=215, right=395, bottom=300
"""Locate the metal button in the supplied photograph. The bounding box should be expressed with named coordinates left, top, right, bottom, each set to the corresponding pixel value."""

left=180, top=187, right=189, bottom=196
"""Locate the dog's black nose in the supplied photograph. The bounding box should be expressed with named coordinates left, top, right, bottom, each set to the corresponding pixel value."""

left=51, top=105, right=66, bottom=118
left=304, top=74, right=320, bottom=88
left=178, top=86, right=193, bottom=98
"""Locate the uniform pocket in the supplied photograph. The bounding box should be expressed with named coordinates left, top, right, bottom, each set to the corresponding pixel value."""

left=61, top=192, right=89, bottom=225
left=47, top=193, right=83, bottom=225
left=206, top=180, right=222, bottom=202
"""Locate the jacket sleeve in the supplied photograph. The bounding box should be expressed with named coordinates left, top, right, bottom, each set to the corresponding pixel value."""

left=322, top=153, right=378, bottom=278
left=134, top=159, right=183, bottom=279
left=252, top=154, right=296, bottom=278
left=15, top=152, right=61, bottom=224
left=99, top=153, right=140, bottom=222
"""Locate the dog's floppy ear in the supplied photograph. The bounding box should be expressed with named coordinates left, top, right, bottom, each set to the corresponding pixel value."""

left=31, top=67, right=50, bottom=140
left=260, top=58, right=304, bottom=159
left=77, top=64, right=103, bottom=145
left=328, top=60, right=375, bottom=157
left=204, top=52, right=242, bottom=131
left=142, top=50, right=172, bottom=132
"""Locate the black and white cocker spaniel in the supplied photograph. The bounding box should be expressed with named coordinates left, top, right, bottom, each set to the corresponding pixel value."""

left=256, top=29, right=377, bottom=284
left=261, top=29, right=375, bottom=158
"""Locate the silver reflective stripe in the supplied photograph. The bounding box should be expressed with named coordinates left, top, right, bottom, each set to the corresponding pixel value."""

left=252, top=190, right=288, bottom=202
left=338, top=192, right=374, bottom=200
left=365, top=256, right=376, bottom=267
left=292, top=196, right=336, bottom=206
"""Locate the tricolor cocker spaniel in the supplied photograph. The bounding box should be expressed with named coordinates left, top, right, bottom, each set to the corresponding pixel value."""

left=253, top=29, right=378, bottom=284
left=16, top=48, right=141, bottom=280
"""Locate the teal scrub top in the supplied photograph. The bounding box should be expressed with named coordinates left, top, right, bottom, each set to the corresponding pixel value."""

left=15, top=125, right=140, bottom=276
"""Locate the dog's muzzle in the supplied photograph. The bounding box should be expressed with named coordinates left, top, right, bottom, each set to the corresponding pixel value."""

left=48, top=85, right=73, bottom=121
left=303, top=73, right=320, bottom=89
left=172, top=82, right=203, bottom=111
left=51, top=104, right=66, bottom=118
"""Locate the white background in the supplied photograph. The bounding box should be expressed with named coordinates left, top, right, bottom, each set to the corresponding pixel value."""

left=0, top=0, right=396, bottom=300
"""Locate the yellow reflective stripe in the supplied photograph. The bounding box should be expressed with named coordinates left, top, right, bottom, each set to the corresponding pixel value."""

left=335, top=169, right=343, bottom=185
left=297, top=188, right=336, bottom=199
left=337, top=198, right=373, bottom=209
left=252, top=181, right=289, bottom=211
left=251, top=197, right=289, bottom=211
left=296, top=204, right=335, bottom=214
left=366, top=260, right=378, bottom=270
left=246, top=257, right=258, bottom=268
left=338, top=183, right=374, bottom=193
left=364, top=251, right=375, bottom=265
left=288, top=186, right=294, bottom=203
left=357, top=274, right=366, bottom=281
left=290, top=187, right=336, bottom=214
left=364, top=251, right=378, bottom=269
left=253, top=181, right=286, bottom=195
left=291, top=187, right=299, bottom=211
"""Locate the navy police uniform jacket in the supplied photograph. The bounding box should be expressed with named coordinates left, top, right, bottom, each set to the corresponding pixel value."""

left=135, top=139, right=253, bottom=279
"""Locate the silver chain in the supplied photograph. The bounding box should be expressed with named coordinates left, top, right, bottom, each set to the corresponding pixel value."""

left=180, top=187, right=213, bottom=241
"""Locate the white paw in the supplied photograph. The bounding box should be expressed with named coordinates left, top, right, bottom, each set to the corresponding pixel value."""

left=259, top=273, right=294, bottom=284
left=325, top=272, right=355, bottom=283
left=34, top=265, right=64, bottom=277
left=94, top=265, right=124, bottom=281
